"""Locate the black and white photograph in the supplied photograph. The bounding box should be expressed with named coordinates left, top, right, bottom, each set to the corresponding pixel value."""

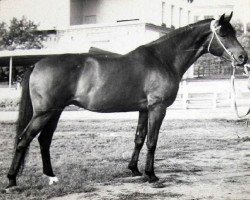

left=0, top=0, right=249, bottom=199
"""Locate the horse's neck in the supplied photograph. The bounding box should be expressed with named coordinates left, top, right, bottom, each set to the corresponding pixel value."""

left=151, top=23, right=210, bottom=79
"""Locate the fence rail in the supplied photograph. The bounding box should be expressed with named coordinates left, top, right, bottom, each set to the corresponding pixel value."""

left=1, top=79, right=249, bottom=110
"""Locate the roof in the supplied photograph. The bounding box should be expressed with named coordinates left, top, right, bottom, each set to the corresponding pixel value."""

left=0, top=47, right=120, bottom=66
left=146, top=23, right=172, bottom=34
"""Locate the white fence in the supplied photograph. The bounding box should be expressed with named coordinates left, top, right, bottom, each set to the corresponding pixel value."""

left=0, top=79, right=249, bottom=110
left=171, top=79, right=250, bottom=109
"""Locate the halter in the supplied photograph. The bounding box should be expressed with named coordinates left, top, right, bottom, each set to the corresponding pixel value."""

left=207, top=20, right=237, bottom=62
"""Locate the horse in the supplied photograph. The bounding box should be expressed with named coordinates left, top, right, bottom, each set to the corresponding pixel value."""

left=6, top=12, right=248, bottom=189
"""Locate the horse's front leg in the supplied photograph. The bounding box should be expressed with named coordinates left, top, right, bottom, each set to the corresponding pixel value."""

left=145, top=104, right=166, bottom=183
left=128, top=111, right=148, bottom=176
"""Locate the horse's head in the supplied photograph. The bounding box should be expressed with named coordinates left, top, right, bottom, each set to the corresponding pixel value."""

left=207, top=12, right=248, bottom=66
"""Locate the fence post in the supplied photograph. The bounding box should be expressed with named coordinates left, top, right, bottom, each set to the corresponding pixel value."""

left=8, top=56, right=13, bottom=89
left=212, top=92, right=217, bottom=109
left=182, top=80, right=188, bottom=109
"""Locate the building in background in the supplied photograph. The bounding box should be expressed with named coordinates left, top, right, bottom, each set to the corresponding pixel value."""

left=1, top=0, right=249, bottom=80
left=192, top=0, right=250, bottom=33
left=0, top=0, right=193, bottom=53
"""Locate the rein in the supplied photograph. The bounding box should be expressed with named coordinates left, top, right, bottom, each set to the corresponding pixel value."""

left=230, top=63, right=250, bottom=122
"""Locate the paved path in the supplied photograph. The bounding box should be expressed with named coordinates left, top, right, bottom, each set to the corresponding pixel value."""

left=0, top=108, right=247, bottom=122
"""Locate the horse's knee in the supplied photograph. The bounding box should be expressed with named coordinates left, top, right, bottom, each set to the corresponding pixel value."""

left=134, top=135, right=145, bottom=148
left=16, top=141, right=28, bottom=151
left=146, top=142, right=156, bottom=153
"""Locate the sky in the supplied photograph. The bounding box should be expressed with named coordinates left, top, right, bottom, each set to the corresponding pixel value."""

left=193, top=0, right=250, bottom=23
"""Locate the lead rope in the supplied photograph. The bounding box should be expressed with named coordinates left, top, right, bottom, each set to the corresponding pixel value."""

left=208, top=20, right=250, bottom=126
left=230, top=63, right=250, bottom=127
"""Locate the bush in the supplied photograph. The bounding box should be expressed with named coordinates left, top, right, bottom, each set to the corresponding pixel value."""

left=0, top=98, right=19, bottom=111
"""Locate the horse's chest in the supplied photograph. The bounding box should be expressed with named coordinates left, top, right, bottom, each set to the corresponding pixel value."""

left=146, top=76, right=179, bottom=107
left=163, top=82, right=179, bottom=105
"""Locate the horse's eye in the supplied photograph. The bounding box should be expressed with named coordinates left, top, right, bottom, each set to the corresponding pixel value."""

left=219, top=33, right=226, bottom=37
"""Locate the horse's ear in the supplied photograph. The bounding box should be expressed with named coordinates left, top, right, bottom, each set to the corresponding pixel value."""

left=225, top=11, right=233, bottom=23
left=218, top=12, right=233, bottom=25
left=218, top=14, right=225, bottom=25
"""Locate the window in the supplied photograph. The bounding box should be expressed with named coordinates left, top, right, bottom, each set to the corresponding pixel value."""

left=70, top=0, right=83, bottom=25
left=179, top=8, right=183, bottom=27
left=194, top=15, right=199, bottom=22
left=84, top=15, right=97, bottom=24
left=171, top=5, right=174, bottom=27
left=161, top=2, right=166, bottom=24
left=188, top=10, right=191, bottom=24
left=204, top=15, right=213, bottom=20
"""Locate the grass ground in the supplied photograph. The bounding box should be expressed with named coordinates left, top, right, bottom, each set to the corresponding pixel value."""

left=0, top=119, right=249, bottom=200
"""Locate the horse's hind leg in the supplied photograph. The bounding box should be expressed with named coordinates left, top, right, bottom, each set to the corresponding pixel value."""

left=38, top=111, right=62, bottom=185
left=128, top=111, right=148, bottom=176
left=7, top=111, right=53, bottom=188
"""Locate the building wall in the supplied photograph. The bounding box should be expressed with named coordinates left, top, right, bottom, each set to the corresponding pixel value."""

left=0, top=0, right=193, bottom=29
left=56, top=22, right=162, bottom=54
left=163, top=0, right=193, bottom=28
left=192, top=5, right=234, bottom=22
left=92, top=0, right=146, bottom=24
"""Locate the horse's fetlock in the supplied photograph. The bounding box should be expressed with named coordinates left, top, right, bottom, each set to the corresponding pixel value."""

left=145, top=170, right=155, bottom=176
left=7, top=173, right=16, bottom=180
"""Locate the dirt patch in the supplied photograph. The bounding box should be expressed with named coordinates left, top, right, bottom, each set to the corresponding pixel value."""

left=0, top=119, right=249, bottom=199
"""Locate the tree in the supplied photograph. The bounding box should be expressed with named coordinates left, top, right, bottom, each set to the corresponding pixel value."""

left=0, top=17, right=47, bottom=50
left=0, top=17, right=48, bottom=83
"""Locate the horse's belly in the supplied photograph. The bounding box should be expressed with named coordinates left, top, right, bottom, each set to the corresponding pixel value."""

left=74, top=93, right=148, bottom=112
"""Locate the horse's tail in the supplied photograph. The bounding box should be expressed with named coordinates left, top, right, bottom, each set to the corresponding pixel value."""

left=15, top=67, right=34, bottom=173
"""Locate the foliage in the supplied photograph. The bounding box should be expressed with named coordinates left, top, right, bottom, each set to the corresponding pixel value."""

left=0, top=17, right=47, bottom=50
left=0, top=98, right=19, bottom=111
left=0, top=22, right=8, bottom=47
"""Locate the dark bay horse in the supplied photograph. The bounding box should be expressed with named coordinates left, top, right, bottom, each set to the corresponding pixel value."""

left=6, top=13, right=248, bottom=188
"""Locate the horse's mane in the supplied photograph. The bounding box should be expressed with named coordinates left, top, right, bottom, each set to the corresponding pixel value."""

left=145, top=19, right=213, bottom=47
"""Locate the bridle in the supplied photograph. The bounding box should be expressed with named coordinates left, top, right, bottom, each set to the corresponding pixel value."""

left=208, top=20, right=250, bottom=123
left=207, top=20, right=237, bottom=63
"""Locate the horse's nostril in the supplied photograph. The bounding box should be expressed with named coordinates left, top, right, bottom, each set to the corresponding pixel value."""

left=238, top=54, right=245, bottom=61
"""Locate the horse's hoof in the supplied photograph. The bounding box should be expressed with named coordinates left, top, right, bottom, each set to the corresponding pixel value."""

left=3, top=186, right=19, bottom=194
left=6, top=179, right=17, bottom=189
left=148, top=176, right=159, bottom=183
left=132, top=170, right=143, bottom=177
left=128, top=165, right=142, bottom=177
left=49, top=176, right=59, bottom=185
left=145, top=172, right=159, bottom=183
